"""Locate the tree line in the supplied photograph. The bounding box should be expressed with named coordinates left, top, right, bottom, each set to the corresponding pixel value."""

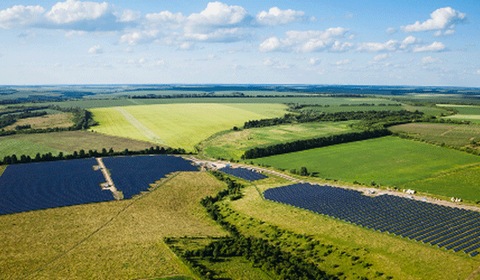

left=166, top=172, right=335, bottom=280
left=242, top=129, right=391, bottom=159
left=1, top=146, right=187, bottom=165
left=243, top=110, right=426, bottom=129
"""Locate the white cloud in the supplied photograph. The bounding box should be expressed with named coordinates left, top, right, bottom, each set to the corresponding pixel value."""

left=260, top=27, right=350, bottom=53
left=373, top=54, right=389, bottom=61
left=184, top=2, right=249, bottom=42
left=256, top=7, right=304, bottom=25
left=402, top=7, right=466, bottom=35
left=386, top=27, right=397, bottom=34
left=118, top=9, right=140, bottom=23
left=358, top=40, right=398, bottom=52
left=0, top=5, right=45, bottom=29
left=259, top=37, right=282, bottom=52
left=46, top=0, right=110, bottom=24
left=309, top=57, right=321, bottom=65
left=476, top=69, right=480, bottom=76
left=400, top=35, right=418, bottom=49
left=88, top=44, right=102, bottom=54
left=421, top=56, right=439, bottom=64
left=145, top=11, right=185, bottom=26
left=413, top=41, right=445, bottom=52
left=120, top=30, right=159, bottom=45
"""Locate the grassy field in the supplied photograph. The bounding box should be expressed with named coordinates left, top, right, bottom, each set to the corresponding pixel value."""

left=91, top=103, right=286, bottom=151
left=253, top=136, right=480, bottom=201
left=0, top=172, right=226, bottom=279
left=0, top=131, right=155, bottom=158
left=437, top=104, right=480, bottom=124
left=199, top=121, right=359, bottom=160
left=4, top=112, right=74, bottom=131
left=390, top=123, right=480, bottom=151
left=225, top=181, right=480, bottom=280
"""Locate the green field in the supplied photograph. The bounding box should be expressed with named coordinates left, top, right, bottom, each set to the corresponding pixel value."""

left=4, top=112, right=74, bottom=131
left=91, top=103, right=286, bottom=151
left=0, top=131, right=155, bottom=158
left=390, top=123, right=480, bottom=151
left=0, top=172, right=226, bottom=279
left=253, top=136, right=480, bottom=201
left=199, top=121, right=359, bottom=160
left=225, top=181, right=480, bottom=280
left=437, top=104, right=480, bottom=124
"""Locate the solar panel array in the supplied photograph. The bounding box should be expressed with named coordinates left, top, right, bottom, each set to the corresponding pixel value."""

left=0, top=155, right=198, bottom=215
left=219, top=166, right=268, bottom=181
left=103, top=155, right=198, bottom=199
left=0, top=159, right=111, bottom=215
left=264, top=183, right=480, bottom=257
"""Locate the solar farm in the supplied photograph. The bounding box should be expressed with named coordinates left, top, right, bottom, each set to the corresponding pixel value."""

left=0, top=155, right=197, bottom=214
left=264, top=183, right=480, bottom=257
left=103, top=155, right=198, bottom=198
left=219, top=166, right=268, bottom=181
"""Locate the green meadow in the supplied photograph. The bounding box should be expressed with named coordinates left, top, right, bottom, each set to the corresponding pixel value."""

left=390, top=122, right=480, bottom=151
left=91, top=103, right=286, bottom=151
left=253, top=136, right=480, bottom=201
left=0, top=131, right=154, bottom=158
left=200, top=121, right=359, bottom=160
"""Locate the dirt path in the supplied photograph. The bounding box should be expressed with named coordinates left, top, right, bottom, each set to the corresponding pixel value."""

left=116, top=107, right=163, bottom=144
left=96, top=158, right=123, bottom=200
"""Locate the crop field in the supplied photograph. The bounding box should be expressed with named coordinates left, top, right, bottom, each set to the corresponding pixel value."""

left=390, top=123, right=480, bottom=150
left=0, top=172, right=226, bottom=279
left=91, top=103, right=286, bottom=151
left=0, top=131, right=155, bottom=159
left=227, top=182, right=480, bottom=279
left=437, top=104, right=480, bottom=124
left=253, top=136, right=480, bottom=201
left=265, top=183, right=480, bottom=257
left=200, top=121, right=359, bottom=159
left=3, top=112, right=74, bottom=131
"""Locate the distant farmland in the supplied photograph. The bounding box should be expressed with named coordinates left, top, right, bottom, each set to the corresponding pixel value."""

left=253, top=136, right=480, bottom=201
left=91, top=103, right=286, bottom=151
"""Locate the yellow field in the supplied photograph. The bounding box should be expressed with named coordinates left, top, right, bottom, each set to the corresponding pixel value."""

left=91, top=103, right=286, bottom=151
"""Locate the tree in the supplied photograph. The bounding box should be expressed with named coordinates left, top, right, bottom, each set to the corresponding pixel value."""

left=300, top=166, right=309, bottom=176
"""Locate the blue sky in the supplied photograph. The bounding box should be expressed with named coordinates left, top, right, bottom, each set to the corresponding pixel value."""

left=0, top=0, right=479, bottom=86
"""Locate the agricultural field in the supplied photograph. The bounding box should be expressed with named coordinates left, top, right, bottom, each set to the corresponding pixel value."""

left=3, top=112, right=74, bottom=131
left=390, top=122, right=480, bottom=152
left=226, top=181, right=480, bottom=279
left=199, top=121, right=359, bottom=160
left=0, top=131, right=154, bottom=159
left=0, top=172, right=226, bottom=279
left=437, top=104, right=480, bottom=124
left=252, top=136, right=480, bottom=201
left=90, top=103, right=286, bottom=151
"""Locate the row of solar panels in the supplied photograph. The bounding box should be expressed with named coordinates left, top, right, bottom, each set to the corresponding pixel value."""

left=264, top=183, right=480, bottom=257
